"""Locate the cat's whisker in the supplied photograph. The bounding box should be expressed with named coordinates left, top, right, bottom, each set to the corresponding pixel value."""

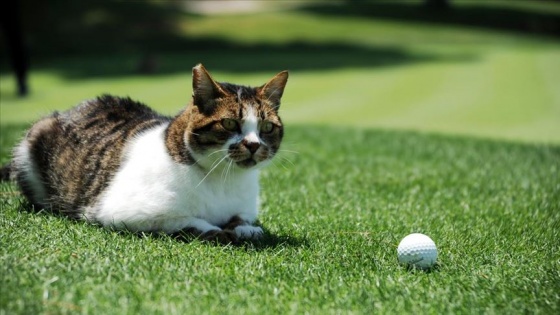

left=268, top=159, right=279, bottom=170
left=276, top=157, right=294, bottom=170
left=193, top=149, right=228, bottom=168
left=196, top=154, right=230, bottom=188
left=220, top=161, right=227, bottom=182
left=224, top=159, right=234, bottom=183
left=278, top=149, right=300, bottom=155
left=274, top=149, right=297, bottom=169
left=208, top=154, right=227, bottom=171
left=220, top=160, right=228, bottom=181
left=271, top=158, right=289, bottom=171
left=221, top=158, right=234, bottom=182
left=280, top=156, right=295, bottom=167
left=207, top=148, right=228, bottom=158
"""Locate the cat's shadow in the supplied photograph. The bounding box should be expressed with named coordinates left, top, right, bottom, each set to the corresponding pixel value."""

left=17, top=201, right=307, bottom=250
left=239, top=229, right=309, bottom=250
left=151, top=227, right=309, bottom=251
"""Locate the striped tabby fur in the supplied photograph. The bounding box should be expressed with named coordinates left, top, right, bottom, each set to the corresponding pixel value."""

left=7, top=64, right=289, bottom=244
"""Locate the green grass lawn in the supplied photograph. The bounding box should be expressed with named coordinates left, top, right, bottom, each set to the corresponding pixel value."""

left=1, top=125, right=559, bottom=314
left=1, top=1, right=560, bottom=314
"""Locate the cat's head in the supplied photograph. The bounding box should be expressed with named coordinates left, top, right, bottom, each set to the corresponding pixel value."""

left=185, top=64, right=288, bottom=172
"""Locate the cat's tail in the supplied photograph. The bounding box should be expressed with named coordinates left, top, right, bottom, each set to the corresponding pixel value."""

left=0, top=162, right=13, bottom=181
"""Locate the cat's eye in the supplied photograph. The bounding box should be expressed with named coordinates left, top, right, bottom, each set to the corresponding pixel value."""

left=221, top=119, right=239, bottom=132
left=261, top=121, right=275, bottom=134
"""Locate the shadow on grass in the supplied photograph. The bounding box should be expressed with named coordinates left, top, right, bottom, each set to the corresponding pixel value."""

left=12, top=198, right=309, bottom=250
left=0, top=0, right=484, bottom=80
left=27, top=40, right=470, bottom=79
left=140, top=228, right=308, bottom=250
left=300, top=1, right=560, bottom=38
left=401, top=261, right=442, bottom=274
left=3, top=0, right=558, bottom=81
left=167, top=224, right=308, bottom=249
left=243, top=229, right=310, bottom=250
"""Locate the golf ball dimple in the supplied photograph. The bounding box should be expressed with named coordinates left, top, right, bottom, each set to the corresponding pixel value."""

left=397, top=233, right=438, bottom=269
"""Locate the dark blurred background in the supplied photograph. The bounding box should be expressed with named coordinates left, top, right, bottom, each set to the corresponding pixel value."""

left=2, top=0, right=559, bottom=78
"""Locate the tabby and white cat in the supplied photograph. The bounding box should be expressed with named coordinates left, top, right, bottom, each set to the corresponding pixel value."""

left=7, top=64, right=288, bottom=244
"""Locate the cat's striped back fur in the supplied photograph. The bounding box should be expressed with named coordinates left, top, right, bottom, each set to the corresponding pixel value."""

left=13, top=95, right=169, bottom=217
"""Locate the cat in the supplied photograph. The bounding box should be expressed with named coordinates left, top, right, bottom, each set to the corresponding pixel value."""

left=3, top=64, right=289, bottom=244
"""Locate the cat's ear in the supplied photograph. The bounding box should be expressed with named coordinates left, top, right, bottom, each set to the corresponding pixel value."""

left=259, top=70, right=289, bottom=110
left=192, top=64, right=226, bottom=113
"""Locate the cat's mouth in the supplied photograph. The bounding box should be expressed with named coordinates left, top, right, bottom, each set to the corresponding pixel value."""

left=236, top=158, right=257, bottom=168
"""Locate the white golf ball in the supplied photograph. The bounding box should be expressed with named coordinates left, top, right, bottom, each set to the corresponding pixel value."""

left=397, top=233, right=438, bottom=269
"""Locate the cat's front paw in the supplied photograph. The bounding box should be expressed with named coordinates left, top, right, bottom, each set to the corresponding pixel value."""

left=234, top=225, right=263, bottom=240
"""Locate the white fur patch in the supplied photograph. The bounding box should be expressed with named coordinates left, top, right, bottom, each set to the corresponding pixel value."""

left=184, top=218, right=221, bottom=234
left=242, top=106, right=260, bottom=144
left=94, top=124, right=260, bottom=234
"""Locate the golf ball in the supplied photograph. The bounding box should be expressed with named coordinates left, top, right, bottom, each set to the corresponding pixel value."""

left=397, top=233, right=438, bottom=269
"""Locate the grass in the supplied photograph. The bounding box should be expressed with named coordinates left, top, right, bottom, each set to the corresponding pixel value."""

left=1, top=125, right=559, bottom=314
left=1, top=1, right=560, bottom=314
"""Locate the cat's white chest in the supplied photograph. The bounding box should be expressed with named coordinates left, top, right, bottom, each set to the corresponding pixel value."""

left=93, top=124, right=259, bottom=233
left=184, top=172, right=259, bottom=224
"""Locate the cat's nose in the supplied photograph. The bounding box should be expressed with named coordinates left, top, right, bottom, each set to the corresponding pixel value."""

left=244, top=141, right=260, bottom=154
